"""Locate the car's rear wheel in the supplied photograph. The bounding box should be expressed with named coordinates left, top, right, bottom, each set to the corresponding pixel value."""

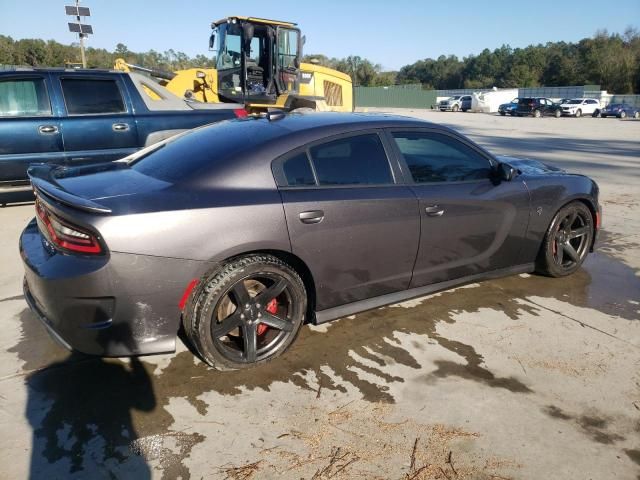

left=536, top=202, right=593, bottom=277
left=533, top=109, right=541, bottom=118
left=619, top=111, right=627, bottom=119
left=554, top=109, right=561, bottom=118
left=575, top=109, right=582, bottom=118
left=592, top=109, right=601, bottom=118
left=634, top=112, right=639, bottom=119
left=184, top=254, right=307, bottom=370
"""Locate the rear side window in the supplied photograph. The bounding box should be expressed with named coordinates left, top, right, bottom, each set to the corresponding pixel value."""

left=61, top=78, right=126, bottom=114
left=282, top=152, right=315, bottom=186
left=309, top=134, right=392, bottom=185
left=392, top=132, right=491, bottom=183
left=0, top=78, right=51, bottom=116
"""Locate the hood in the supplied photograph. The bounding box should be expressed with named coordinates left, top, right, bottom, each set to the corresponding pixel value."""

left=496, top=155, right=566, bottom=176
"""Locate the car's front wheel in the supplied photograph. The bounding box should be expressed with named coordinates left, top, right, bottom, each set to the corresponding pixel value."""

left=452, top=104, right=459, bottom=112
left=184, top=254, right=307, bottom=370
left=533, top=109, right=541, bottom=118
left=575, top=109, right=582, bottom=118
left=536, top=202, right=594, bottom=277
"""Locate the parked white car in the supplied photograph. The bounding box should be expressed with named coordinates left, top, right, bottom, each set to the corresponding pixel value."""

left=560, top=98, right=601, bottom=117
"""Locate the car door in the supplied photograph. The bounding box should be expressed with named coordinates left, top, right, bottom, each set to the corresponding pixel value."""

left=52, top=73, right=139, bottom=165
left=275, top=131, right=420, bottom=311
left=583, top=99, right=598, bottom=114
left=387, top=129, right=530, bottom=288
left=0, top=73, right=65, bottom=190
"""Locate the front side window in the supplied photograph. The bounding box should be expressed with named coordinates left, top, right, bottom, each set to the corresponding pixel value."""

left=277, top=28, right=299, bottom=70
left=215, top=23, right=242, bottom=71
left=0, top=78, right=51, bottom=117
left=61, top=78, right=126, bottom=115
left=392, top=132, right=491, bottom=183
left=309, top=134, right=393, bottom=186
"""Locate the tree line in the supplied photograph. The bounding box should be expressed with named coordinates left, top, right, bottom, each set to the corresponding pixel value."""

left=1, top=28, right=638, bottom=93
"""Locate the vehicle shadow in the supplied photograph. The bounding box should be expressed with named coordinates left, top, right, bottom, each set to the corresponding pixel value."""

left=25, top=323, right=155, bottom=479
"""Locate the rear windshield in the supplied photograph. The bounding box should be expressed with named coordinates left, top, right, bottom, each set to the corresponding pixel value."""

left=130, top=119, right=284, bottom=182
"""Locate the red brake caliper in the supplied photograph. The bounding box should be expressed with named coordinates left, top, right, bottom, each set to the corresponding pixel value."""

left=257, top=298, right=278, bottom=335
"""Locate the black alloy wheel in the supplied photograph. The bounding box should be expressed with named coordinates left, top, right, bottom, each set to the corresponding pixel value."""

left=184, top=254, right=306, bottom=370
left=537, top=202, right=594, bottom=277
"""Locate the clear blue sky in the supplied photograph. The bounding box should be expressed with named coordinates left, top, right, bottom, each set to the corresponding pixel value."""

left=1, top=0, right=638, bottom=70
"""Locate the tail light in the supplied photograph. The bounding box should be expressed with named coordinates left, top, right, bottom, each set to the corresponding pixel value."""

left=233, top=108, right=248, bottom=118
left=35, top=197, right=103, bottom=254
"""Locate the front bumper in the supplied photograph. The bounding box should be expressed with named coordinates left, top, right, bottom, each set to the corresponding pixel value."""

left=20, top=219, right=210, bottom=357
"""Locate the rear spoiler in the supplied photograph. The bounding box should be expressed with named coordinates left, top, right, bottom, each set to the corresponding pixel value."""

left=27, top=164, right=112, bottom=214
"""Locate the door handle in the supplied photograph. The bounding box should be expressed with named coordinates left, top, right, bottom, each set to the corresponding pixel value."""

left=112, top=123, right=130, bottom=132
left=425, top=205, right=445, bottom=217
left=38, top=125, right=58, bottom=134
left=299, top=210, right=324, bottom=224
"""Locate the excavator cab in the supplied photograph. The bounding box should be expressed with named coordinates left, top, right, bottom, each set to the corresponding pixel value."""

left=210, top=17, right=301, bottom=106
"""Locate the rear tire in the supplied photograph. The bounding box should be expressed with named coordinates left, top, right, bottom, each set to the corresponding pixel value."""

left=592, top=109, right=601, bottom=118
left=634, top=112, right=639, bottom=119
left=554, top=109, right=561, bottom=118
left=619, top=111, right=627, bottom=119
left=536, top=202, right=594, bottom=277
left=183, top=254, right=307, bottom=370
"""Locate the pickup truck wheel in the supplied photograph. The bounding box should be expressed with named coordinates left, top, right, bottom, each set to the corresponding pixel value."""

left=183, top=254, right=307, bottom=370
left=554, top=109, right=561, bottom=118
left=619, top=111, right=627, bottom=119
left=575, top=109, right=582, bottom=118
left=452, top=105, right=459, bottom=112
left=533, top=109, right=541, bottom=118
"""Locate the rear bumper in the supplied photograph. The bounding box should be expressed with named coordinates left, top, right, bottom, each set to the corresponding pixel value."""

left=20, top=219, right=211, bottom=357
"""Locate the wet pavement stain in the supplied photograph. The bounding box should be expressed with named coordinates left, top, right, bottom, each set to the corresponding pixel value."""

left=543, top=405, right=626, bottom=445
left=9, top=245, right=640, bottom=478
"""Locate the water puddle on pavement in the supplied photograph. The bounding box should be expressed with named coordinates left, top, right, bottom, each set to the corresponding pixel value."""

left=8, top=246, right=639, bottom=478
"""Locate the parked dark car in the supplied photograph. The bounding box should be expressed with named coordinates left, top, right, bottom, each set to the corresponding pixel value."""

left=597, top=103, right=640, bottom=119
left=438, top=95, right=472, bottom=112
left=498, top=98, right=519, bottom=116
left=0, top=68, right=244, bottom=203
left=516, top=97, right=562, bottom=117
left=21, top=113, right=601, bottom=370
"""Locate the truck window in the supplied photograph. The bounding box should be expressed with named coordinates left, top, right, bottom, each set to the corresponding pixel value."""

left=61, top=78, right=126, bottom=115
left=0, top=78, right=51, bottom=117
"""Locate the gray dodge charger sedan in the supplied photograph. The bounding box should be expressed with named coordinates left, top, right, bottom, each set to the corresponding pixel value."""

left=20, top=113, right=601, bottom=370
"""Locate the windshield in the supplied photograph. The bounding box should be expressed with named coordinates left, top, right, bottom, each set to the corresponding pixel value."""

left=451, top=96, right=461, bottom=100
left=215, top=23, right=242, bottom=70
left=568, top=99, right=582, bottom=104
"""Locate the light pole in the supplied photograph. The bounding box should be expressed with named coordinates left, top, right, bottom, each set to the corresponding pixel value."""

left=65, top=1, right=92, bottom=68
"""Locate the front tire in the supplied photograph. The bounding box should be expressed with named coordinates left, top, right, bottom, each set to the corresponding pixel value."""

left=184, top=254, right=307, bottom=370
left=533, top=109, right=541, bottom=118
left=575, top=109, right=582, bottom=118
left=452, top=104, right=459, bottom=112
left=536, top=202, right=594, bottom=277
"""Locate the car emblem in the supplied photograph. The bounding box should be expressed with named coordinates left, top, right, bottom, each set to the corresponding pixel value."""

left=536, top=207, right=543, bottom=216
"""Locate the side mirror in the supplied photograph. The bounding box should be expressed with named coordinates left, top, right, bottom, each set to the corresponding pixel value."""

left=196, top=70, right=206, bottom=79
left=497, top=162, right=517, bottom=181
left=209, top=33, right=215, bottom=50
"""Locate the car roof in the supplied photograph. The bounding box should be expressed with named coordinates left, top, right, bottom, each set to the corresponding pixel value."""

left=0, top=66, right=120, bottom=74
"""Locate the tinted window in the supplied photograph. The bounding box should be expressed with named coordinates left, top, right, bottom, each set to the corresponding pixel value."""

left=309, top=134, right=392, bottom=185
left=283, top=152, right=315, bottom=186
left=131, top=119, right=284, bottom=182
left=393, top=132, right=491, bottom=183
left=61, top=78, right=125, bottom=114
left=0, top=78, right=51, bottom=116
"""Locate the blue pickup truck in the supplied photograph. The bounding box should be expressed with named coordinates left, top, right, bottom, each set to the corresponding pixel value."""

left=0, top=68, right=244, bottom=202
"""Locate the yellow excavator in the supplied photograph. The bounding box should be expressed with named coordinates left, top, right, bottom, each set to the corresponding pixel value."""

left=115, top=16, right=353, bottom=113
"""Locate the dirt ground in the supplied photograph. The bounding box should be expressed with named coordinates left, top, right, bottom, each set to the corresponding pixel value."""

left=0, top=110, right=638, bottom=479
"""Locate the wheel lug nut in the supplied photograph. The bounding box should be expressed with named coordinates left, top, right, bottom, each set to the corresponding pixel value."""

left=240, top=313, right=245, bottom=319
left=256, top=303, right=261, bottom=308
